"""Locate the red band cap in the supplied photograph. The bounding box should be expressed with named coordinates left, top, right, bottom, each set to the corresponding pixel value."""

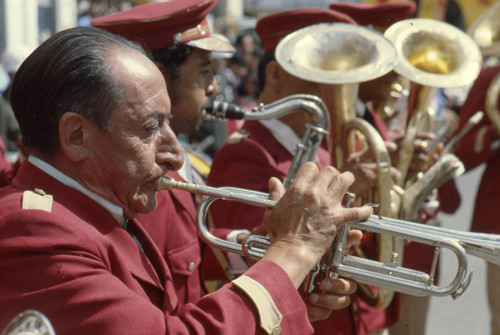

left=329, top=1, right=417, bottom=30
left=92, top=0, right=234, bottom=53
left=256, top=7, right=357, bottom=53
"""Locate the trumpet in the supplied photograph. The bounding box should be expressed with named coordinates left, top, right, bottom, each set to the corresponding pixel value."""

left=156, top=176, right=500, bottom=298
left=274, top=22, right=401, bottom=308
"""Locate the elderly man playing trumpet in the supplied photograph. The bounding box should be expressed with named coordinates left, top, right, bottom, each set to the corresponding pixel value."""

left=0, top=26, right=373, bottom=334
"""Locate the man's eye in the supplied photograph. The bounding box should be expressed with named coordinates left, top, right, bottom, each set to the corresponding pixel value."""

left=145, top=123, right=160, bottom=135
left=145, top=114, right=172, bottom=136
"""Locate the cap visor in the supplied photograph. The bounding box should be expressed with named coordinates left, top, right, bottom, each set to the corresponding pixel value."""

left=187, top=35, right=236, bottom=54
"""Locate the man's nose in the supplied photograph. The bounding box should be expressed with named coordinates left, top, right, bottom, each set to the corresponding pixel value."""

left=156, top=127, right=184, bottom=172
left=207, top=76, right=219, bottom=96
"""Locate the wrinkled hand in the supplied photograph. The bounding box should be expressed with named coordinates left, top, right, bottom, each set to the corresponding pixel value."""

left=261, top=163, right=373, bottom=288
left=305, top=229, right=362, bottom=322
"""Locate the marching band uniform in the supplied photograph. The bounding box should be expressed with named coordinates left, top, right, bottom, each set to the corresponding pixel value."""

left=455, top=65, right=500, bottom=334
left=208, top=8, right=398, bottom=335
left=0, top=158, right=312, bottom=334
left=93, top=0, right=237, bottom=308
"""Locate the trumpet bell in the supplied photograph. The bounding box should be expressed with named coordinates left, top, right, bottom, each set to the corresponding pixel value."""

left=468, top=2, right=500, bottom=57
left=275, top=23, right=397, bottom=84
left=385, top=18, right=482, bottom=88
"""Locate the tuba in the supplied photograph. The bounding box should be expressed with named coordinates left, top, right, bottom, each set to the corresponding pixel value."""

left=384, top=18, right=482, bottom=191
left=275, top=22, right=401, bottom=308
left=467, top=1, right=500, bottom=58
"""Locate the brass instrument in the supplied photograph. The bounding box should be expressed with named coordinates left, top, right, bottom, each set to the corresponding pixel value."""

left=467, top=1, right=500, bottom=58
left=384, top=18, right=482, bottom=188
left=275, top=22, right=401, bottom=308
left=384, top=18, right=482, bottom=218
left=486, top=72, right=500, bottom=136
left=400, top=110, right=484, bottom=221
left=1, top=310, right=55, bottom=335
left=156, top=176, right=500, bottom=298
left=206, top=94, right=330, bottom=188
left=377, top=77, right=410, bottom=122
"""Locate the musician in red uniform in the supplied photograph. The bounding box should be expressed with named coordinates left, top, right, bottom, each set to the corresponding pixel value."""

left=208, top=8, right=402, bottom=335
left=92, top=0, right=363, bottom=319
left=455, top=64, right=500, bottom=335
left=92, top=0, right=237, bottom=308
left=329, top=3, right=460, bottom=335
left=0, top=26, right=374, bottom=334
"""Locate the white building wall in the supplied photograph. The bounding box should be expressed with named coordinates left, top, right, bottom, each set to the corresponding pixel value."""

left=2, top=0, right=39, bottom=52
left=0, top=0, right=76, bottom=56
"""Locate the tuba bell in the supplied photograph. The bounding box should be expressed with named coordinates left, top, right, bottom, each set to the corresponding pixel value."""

left=384, top=18, right=482, bottom=190
left=275, top=22, right=402, bottom=308
left=467, top=1, right=500, bottom=58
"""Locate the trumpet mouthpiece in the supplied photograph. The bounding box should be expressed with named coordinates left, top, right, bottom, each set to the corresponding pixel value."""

left=155, top=176, right=202, bottom=194
left=155, top=176, right=176, bottom=191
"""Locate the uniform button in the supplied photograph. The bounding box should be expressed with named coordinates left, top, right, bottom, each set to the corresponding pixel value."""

left=271, top=325, right=282, bottom=335
left=188, top=262, right=196, bottom=271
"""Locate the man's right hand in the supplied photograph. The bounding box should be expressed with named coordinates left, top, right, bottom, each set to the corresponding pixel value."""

left=261, top=162, right=373, bottom=288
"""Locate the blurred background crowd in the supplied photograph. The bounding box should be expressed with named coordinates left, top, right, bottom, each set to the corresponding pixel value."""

left=0, top=0, right=499, bottom=163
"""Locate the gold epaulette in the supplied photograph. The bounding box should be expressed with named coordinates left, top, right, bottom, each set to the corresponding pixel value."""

left=232, top=275, right=283, bottom=334
left=227, top=130, right=249, bottom=144
left=21, top=188, right=53, bottom=212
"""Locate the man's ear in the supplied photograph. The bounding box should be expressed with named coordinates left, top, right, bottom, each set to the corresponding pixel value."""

left=264, top=61, right=285, bottom=93
left=59, top=112, right=88, bottom=162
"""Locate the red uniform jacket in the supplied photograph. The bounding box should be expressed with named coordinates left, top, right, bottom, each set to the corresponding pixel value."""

left=208, top=120, right=398, bottom=335
left=0, top=161, right=313, bottom=334
left=455, top=65, right=500, bottom=234
left=136, top=170, right=232, bottom=309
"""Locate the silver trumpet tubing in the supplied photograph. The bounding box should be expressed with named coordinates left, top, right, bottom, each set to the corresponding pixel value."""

left=206, top=94, right=330, bottom=188
left=156, top=176, right=500, bottom=298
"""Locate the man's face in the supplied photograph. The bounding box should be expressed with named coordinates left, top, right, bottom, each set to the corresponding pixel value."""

left=168, top=48, right=217, bottom=136
left=279, top=69, right=324, bottom=99
left=358, top=71, right=400, bottom=105
left=83, top=49, right=184, bottom=219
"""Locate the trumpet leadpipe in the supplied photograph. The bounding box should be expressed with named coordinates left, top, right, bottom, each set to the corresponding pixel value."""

left=155, top=176, right=276, bottom=208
